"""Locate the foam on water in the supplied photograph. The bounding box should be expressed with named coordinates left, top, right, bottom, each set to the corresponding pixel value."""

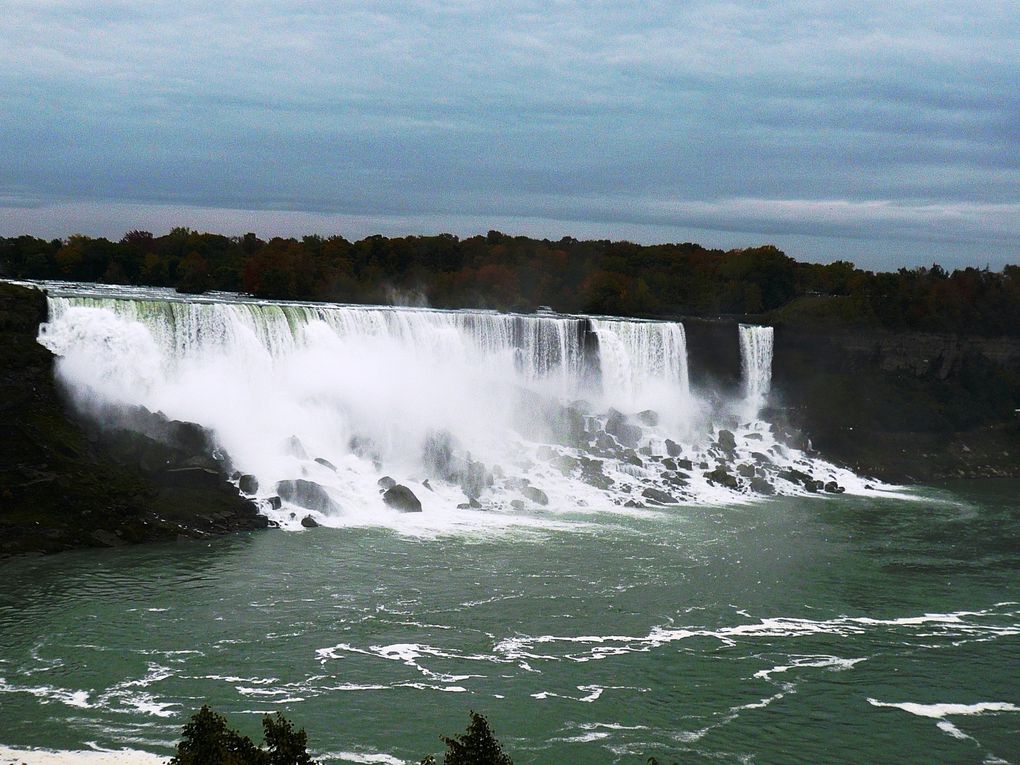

left=29, top=281, right=890, bottom=532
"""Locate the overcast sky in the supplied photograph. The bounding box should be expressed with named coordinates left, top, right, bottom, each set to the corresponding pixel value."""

left=2, top=1, right=1018, bottom=269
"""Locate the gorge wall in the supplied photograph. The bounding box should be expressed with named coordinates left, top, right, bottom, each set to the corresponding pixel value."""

left=0, top=282, right=267, bottom=558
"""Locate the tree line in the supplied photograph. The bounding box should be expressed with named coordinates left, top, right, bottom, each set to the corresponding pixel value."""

left=1, top=228, right=1018, bottom=335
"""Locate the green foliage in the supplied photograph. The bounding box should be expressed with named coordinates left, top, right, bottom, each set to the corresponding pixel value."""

left=169, top=705, right=317, bottom=765
left=423, top=711, right=513, bottom=765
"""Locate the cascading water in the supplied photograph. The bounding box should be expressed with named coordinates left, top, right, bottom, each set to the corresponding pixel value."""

left=739, top=324, right=774, bottom=417
left=32, top=282, right=877, bottom=530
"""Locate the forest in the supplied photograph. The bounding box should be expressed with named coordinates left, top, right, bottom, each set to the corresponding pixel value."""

left=2, top=229, right=1018, bottom=336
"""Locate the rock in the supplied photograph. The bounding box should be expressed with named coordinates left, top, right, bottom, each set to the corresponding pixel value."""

left=469, top=497, right=482, bottom=509
left=641, top=487, right=678, bottom=505
left=746, top=432, right=763, bottom=440
left=300, top=515, right=320, bottom=528
left=238, top=474, right=259, bottom=495
left=661, top=457, right=678, bottom=471
left=737, top=463, right=756, bottom=478
left=606, top=409, right=642, bottom=448
left=624, top=499, right=645, bottom=508
left=505, top=476, right=531, bottom=491
left=265, top=496, right=282, bottom=510
left=521, top=486, right=549, bottom=505
left=284, top=436, right=308, bottom=460
left=664, top=439, right=682, bottom=457
left=91, top=529, right=126, bottom=547
left=676, top=458, right=694, bottom=471
left=621, top=451, right=643, bottom=467
left=422, top=479, right=433, bottom=491
left=637, top=409, right=659, bottom=427
left=275, top=479, right=339, bottom=514
left=510, top=500, right=525, bottom=510
left=553, top=455, right=579, bottom=475
left=824, top=481, right=845, bottom=494
left=382, top=484, right=423, bottom=513
left=460, top=458, right=491, bottom=499
left=378, top=476, right=397, bottom=491
left=716, top=429, right=737, bottom=452
left=314, top=457, right=337, bottom=472
left=750, top=476, right=776, bottom=495
left=704, top=466, right=739, bottom=489
left=423, top=429, right=458, bottom=480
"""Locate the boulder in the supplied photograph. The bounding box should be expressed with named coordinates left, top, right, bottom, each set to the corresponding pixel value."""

left=284, top=436, right=308, bottom=460
left=265, top=496, right=282, bottom=510
left=382, top=484, right=423, bottom=513
left=824, top=481, right=846, bottom=494
left=716, top=429, right=737, bottom=452
left=314, top=457, right=337, bottom=472
left=704, top=466, right=739, bottom=489
left=510, top=500, right=525, bottom=511
left=377, top=475, right=397, bottom=491
left=750, top=476, right=776, bottom=495
left=641, top=487, right=678, bottom=505
left=521, top=486, right=549, bottom=505
left=238, top=474, right=259, bottom=495
left=300, top=515, right=320, bottom=528
left=664, top=439, right=682, bottom=457
left=606, top=409, right=642, bottom=448
left=275, top=479, right=339, bottom=514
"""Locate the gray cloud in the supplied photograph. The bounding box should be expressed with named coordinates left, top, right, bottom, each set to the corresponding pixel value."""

left=1, top=0, right=1018, bottom=268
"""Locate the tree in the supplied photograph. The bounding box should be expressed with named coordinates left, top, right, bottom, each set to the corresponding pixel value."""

left=422, top=711, right=513, bottom=765
left=169, top=706, right=317, bottom=765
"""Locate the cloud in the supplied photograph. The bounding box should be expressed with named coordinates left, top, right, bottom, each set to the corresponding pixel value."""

left=1, top=1, right=1018, bottom=267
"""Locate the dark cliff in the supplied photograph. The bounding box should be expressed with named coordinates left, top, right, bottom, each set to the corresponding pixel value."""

left=0, top=282, right=268, bottom=558
left=686, top=318, right=1020, bottom=481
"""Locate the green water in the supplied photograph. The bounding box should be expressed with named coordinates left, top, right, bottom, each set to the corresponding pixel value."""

left=1, top=483, right=1018, bottom=764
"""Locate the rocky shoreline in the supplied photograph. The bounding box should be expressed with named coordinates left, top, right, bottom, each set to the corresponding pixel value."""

left=0, top=282, right=268, bottom=559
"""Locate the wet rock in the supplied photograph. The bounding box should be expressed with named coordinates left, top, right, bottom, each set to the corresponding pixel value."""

left=265, top=496, right=282, bottom=510
left=621, top=451, right=643, bottom=467
left=553, top=455, right=579, bottom=475
left=505, top=476, right=531, bottom=491
left=676, top=458, right=694, bottom=471
left=661, top=457, right=678, bottom=471
left=378, top=475, right=397, bottom=491
left=737, top=463, right=756, bottom=478
left=579, top=457, right=614, bottom=490
left=624, top=499, right=645, bottom=508
left=704, top=466, right=739, bottom=489
left=746, top=432, right=763, bottom=440
left=284, top=436, right=308, bottom=460
left=521, top=486, right=549, bottom=505
left=422, top=479, right=433, bottom=491
left=824, top=481, right=845, bottom=494
left=300, top=515, right=320, bottom=528
left=750, top=476, right=776, bottom=495
left=664, top=439, right=682, bottom=457
left=751, top=451, right=773, bottom=465
left=314, top=457, right=337, bottom=472
left=716, top=429, right=737, bottom=452
left=275, top=479, right=339, bottom=514
left=510, top=500, right=525, bottom=511
left=349, top=434, right=381, bottom=465
left=637, top=409, right=659, bottom=427
left=238, top=474, right=259, bottom=495
left=468, top=497, right=482, bottom=509
left=641, top=487, right=678, bottom=505
left=778, top=468, right=823, bottom=492
left=606, top=409, right=642, bottom=448
left=460, top=458, right=491, bottom=499
left=423, top=429, right=458, bottom=480
left=382, top=484, right=423, bottom=513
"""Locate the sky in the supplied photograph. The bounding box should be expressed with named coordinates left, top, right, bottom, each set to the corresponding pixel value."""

left=1, top=1, right=1018, bottom=270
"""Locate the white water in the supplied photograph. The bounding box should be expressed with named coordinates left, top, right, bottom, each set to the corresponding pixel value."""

left=739, top=324, right=774, bottom=417
left=32, top=283, right=883, bottom=531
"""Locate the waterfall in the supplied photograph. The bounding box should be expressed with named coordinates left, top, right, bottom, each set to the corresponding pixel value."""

left=29, top=282, right=874, bottom=526
left=739, top=324, right=774, bottom=416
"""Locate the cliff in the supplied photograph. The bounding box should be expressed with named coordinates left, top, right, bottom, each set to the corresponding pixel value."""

left=0, top=282, right=268, bottom=558
left=686, top=318, right=1020, bottom=482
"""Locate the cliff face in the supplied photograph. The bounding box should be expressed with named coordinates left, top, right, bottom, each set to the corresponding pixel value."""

left=0, top=282, right=268, bottom=558
left=686, top=317, right=1020, bottom=481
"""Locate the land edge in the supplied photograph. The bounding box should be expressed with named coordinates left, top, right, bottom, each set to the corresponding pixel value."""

left=0, top=281, right=269, bottom=560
